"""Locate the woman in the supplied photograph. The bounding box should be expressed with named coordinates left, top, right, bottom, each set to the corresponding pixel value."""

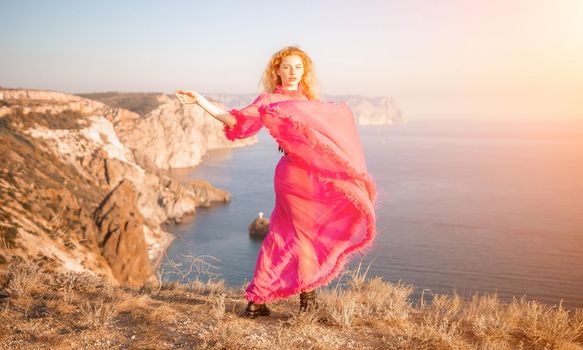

left=175, top=46, right=377, bottom=318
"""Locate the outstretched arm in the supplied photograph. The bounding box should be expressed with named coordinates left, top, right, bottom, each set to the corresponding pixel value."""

left=175, top=89, right=236, bottom=127
left=176, top=89, right=269, bottom=140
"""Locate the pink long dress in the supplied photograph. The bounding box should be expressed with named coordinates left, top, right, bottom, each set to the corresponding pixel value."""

left=224, top=84, right=377, bottom=304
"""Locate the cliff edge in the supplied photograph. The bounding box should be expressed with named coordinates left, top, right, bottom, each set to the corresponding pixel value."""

left=0, top=88, right=239, bottom=286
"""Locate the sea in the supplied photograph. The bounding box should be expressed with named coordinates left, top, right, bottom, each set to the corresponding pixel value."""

left=160, top=118, right=583, bottom=309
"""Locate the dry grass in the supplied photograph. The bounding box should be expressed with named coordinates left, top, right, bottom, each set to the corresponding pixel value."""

left=0, top=259, right=582, bottom=350
left=4, top=259, right=44, bottom=295
left=78, top=299, right=120, bottom=330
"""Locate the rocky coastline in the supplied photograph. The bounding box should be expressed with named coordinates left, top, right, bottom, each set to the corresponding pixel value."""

left=0, top=88, right=250, bottom=287
left=0, top=88, right=405, bottom=288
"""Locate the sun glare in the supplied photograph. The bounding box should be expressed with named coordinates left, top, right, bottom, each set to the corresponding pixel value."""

left=577, top=1, right=583, bottom=36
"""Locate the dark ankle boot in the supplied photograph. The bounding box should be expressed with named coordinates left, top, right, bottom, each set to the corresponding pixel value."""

left=243, top=301, right=271, bottom=318
left=299, top=289, right=318, bottom=313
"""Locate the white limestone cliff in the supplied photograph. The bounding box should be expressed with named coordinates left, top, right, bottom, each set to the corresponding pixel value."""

left=0, top=88, right=233, bottom=284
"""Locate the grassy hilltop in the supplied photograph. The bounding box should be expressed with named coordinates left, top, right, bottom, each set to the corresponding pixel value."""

left=0, top=259, right=582, bottom=350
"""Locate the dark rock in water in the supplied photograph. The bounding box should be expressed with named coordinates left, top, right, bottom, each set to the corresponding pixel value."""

left=249, top=212, right=269, bottom=237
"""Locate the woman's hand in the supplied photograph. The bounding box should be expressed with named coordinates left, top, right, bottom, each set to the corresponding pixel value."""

left=174, top=89, right=235, bottom=126
left=174, top=89, right=199, bottom=105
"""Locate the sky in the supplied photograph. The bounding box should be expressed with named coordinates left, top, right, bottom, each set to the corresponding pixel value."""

left=1, top=0, right=582, bottom=121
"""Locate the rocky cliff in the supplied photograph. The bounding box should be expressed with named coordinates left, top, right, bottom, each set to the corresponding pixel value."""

left=0, top=88, right=235, bottom=286
left=76, top=92, right=256, bottom=170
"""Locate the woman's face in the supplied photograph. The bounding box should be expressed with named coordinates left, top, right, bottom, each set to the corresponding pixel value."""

left=277, top=55, right=304, bottom=90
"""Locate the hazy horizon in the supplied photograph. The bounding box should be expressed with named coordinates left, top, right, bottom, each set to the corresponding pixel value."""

left=1, top=0, right=582, bottom=121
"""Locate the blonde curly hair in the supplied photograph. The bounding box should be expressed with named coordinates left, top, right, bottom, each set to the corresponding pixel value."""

left=259, top=46, right=319, bottom=100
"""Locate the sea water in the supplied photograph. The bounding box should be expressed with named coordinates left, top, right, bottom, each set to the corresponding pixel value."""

left=161, top=119, right=583, bottom=309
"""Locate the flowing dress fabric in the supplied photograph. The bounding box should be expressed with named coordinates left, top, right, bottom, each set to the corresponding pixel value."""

left=223, top=86, right=377, bottom=304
